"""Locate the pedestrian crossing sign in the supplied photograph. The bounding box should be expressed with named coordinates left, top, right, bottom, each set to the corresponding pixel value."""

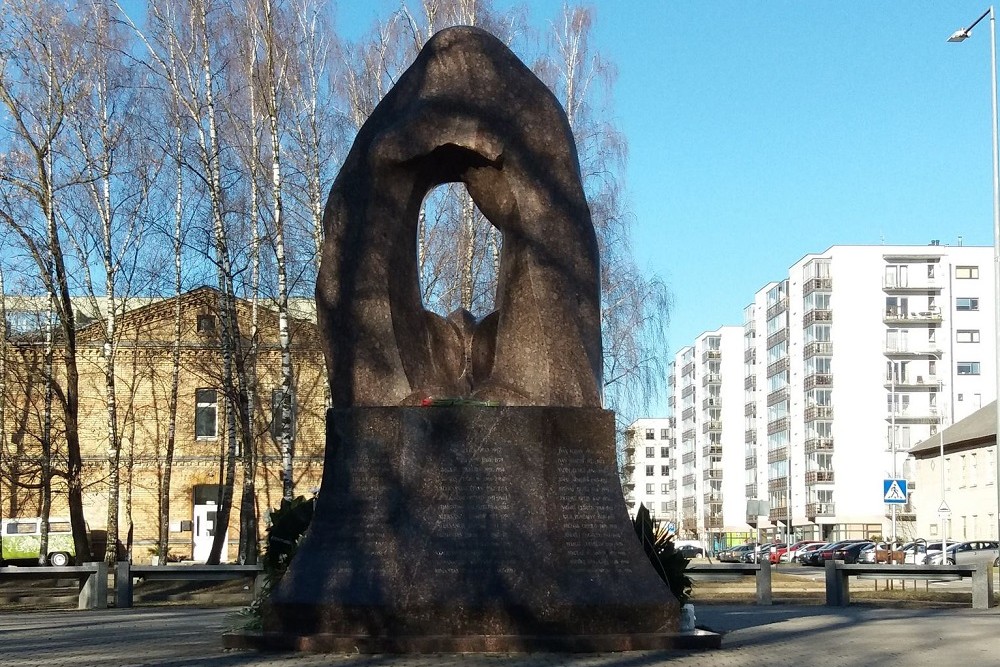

left=883, top=478, right=907, bottom=504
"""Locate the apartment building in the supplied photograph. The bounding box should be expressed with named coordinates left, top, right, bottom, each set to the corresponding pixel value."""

left=657, top=243, right=998, bottom=547
left=630, top=328, right=745, bottom=549
left=622, top=418, right=675, bottom=522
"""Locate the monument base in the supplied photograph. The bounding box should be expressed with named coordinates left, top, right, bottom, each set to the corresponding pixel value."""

left=223, top=629, right=721, bottom=653
left=262, top=407, right=685, bottom=651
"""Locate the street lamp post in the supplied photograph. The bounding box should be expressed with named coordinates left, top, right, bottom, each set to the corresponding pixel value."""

left=949, top=6, right=1000, bottom=544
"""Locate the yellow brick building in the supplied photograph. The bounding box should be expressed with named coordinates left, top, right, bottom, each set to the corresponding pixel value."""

left=0, top=287, right=328, bottom=562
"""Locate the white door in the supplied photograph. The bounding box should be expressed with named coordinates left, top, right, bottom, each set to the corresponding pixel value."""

left=192, top=502, right=226, bottom=562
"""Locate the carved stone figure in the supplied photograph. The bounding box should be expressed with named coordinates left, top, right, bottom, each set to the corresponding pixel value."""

left=263, top=26, right=686, bottom=653
left=315, top=25, right=602, bottom=408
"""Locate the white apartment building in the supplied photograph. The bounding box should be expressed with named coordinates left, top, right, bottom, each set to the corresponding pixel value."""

left=662, top=243, right=998, bottom=547
left=622, top=418, right=675, bottom=523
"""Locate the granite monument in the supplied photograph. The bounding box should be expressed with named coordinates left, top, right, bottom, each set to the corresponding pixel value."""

left=263, top=26, right=682, bottom=652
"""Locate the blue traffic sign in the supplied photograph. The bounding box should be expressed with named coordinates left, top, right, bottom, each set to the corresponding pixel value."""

left=883, top=478, right=908, bottom=504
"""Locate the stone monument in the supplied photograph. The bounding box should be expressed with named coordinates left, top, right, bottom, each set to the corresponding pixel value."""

left=262, top=26, right=683, bottom=652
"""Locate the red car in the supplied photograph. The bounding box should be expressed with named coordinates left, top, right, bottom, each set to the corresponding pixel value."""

left=775, top=540, right=825, bottom=563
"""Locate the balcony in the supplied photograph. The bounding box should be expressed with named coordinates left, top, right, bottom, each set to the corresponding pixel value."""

left=622, top=479, right=635, bottom=491
left=745, top=348, right=756, bottom=363
left=883, top=375, right=940, bottom=391
left=745, top=402, right=756, bottom=417
left=745, top=454, right=757, bottom=469
left=682, top=517, right=697, bottom=531
left=745, top=483, right=758, bottom=498
left=767, top=416, right=789, bottom=435
left=665, top=500, right=677, bottom=512
left=703, top=420, right=722, bottom=434
left=681, top=428, right=696, bottom=441
left=768, top=477, right=788, bottom=493
left=669, top=480, right=677, bottom=491
left=885, top=408, right=942, bottom=425
left=767, top=446, right=788, bottom=464
left=704, top=515, right=723, bottom=529
left=702, top=444, right=722, bottom=457
left=804, top=437, right=834, bottom=454
left=682, top=474, right=696, bottom=487
left=803, top=276, right=833, bottom=295
left=768, top=505, right=791, bottom=524
left=745, top=429, right=757, bottom=444
left=668, top=374, right=676, bottom=388
left=766, top=328, right=788, bottom=349
left=882, top=277, right=943, bottom=293
left=702, top=349, right=722, bottom=362
left=766, top=297, right=788, bottom=320
left=681, top=384, right=696, bottom=399
left=804, top=373, right=833, bottom=390
left=703, top=492, right=723, bottom=504
left=766, top=386, right=789, bottom=406
left=806, top=502, right=835, bottom=519
left=682, top=361, right=695, bottom=376
left=803, top=341, right=833, bottom=359
left=766, top=356, right=789, bottom=378
left=745, top=375, right=756, bottom=390
left=681, top=406, right=695, bottom=421
left=682, top=497, right=696, bottom=509
left=802, top=308, right=833, bottom=326
left=703, top=397, right=721, bottom=410
left=703, top=467, right=723, bottom=480
left=805, top=470, right=835, bottom=484
left=682, top=451, right=696, bottom=464
left=804, top=405, right=834, bottom=422
left=884, top=345, right=943, bottom=358
left=702, top=373, right=722, bottom=387
left=883, top=308, right=943, bottom=325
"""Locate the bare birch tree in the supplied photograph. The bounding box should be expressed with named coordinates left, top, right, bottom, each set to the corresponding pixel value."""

left=0, top=0, right=94, bottom=562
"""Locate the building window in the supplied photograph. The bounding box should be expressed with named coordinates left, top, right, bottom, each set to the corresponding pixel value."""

left=661, top=483, right=669, bottom=493
left=196, top=313, right=216, bottom=334
left=661, top=502, right=669, bottom=514
left=957, top=361, right=981, bottom=375
left=645, top=483, right=654, bottom=494
left=661, top=446, right=669, bottom=458
left=195, top=389, right=218, bottom=439
left=645, top=446, right=655, bottom=458
left=270, top=389, right=297, bottom=442
left=956, top=297, right=979, bottom=311
left=645, top=428, right=655, bottom=439
left=660, top=428, right=668, bottom=440
left=957, top=330, right=980, bottom=343
left=645, top=465, right=654, bottom=476
left=661, top=465, right=670, bottom=476
left=956, top=266, right=980, bottom=279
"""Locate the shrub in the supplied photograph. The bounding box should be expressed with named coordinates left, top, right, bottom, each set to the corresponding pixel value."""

left=632, top=503, right=692, bottom=606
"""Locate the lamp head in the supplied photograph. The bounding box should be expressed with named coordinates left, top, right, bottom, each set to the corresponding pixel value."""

left=948, top=28, right=971, bottom=42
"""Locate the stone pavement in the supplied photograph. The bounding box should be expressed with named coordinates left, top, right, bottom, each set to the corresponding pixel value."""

left=0, top=603, right=998, bottom=667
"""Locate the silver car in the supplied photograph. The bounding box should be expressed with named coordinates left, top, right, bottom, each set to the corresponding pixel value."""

left=928, top=540, right=1000, bottom=566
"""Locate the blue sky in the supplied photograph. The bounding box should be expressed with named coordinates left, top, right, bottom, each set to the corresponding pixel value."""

left=334, top=2, right=1000, bottom=414
left=115, top=1, right=1000, bottom=413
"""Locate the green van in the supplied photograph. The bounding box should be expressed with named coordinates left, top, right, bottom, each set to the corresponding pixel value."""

left=0, top=517, right=78, bottom=566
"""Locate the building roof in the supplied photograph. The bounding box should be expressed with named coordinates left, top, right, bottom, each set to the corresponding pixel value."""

left=908, top=400, right=997, bottom=457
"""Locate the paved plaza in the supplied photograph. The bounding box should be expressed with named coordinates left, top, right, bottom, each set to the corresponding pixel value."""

left=1, top=603, right=998, bottom=667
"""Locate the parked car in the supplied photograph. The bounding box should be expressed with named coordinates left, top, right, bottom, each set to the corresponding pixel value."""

left=859, top=542, right=905, bottom=564
left=796, top=542, right=828, bottom=565
left=927, top=540, right=1000, bottom=566
left=780, top=540, right=825, bottom=563
left=746, top=543, right=776, bottom=563
left=677, top=544, right=706, bottom=559
left=832, top=541, right=871, bottom=564
left=809, top=540, right=870, bottom=566
left=719, top=543, right=757, bottom=563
